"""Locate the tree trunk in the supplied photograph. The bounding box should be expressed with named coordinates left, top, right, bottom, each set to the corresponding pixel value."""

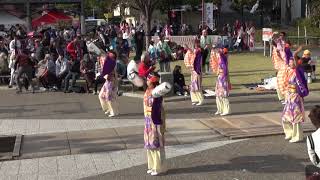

left=145, top=11, right=152, bottom=50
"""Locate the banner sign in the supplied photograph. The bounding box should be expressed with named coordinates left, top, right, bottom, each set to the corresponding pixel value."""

left=205, top=3, right=214, bottom=30
left=262, top=28, right=273, bottom=41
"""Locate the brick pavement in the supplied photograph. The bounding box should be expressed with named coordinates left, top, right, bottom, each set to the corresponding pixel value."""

left=0, top=90, right=319, bottom=179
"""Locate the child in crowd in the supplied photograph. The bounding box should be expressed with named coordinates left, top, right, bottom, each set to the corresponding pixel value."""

left=173, top=65, right=188, bottom=96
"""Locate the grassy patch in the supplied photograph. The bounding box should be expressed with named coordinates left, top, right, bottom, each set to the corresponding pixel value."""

left=168, top=52, right=320, bottom=93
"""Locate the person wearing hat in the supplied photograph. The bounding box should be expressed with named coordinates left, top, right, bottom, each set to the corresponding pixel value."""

left=213, top=48, right=231, bottom=116
left=143, top=72, right=166, bottom=176
left=301, top=49, right=315, bottom=83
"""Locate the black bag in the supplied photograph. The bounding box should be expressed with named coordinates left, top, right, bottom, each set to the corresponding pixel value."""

left=306, top=135, right=320, bottom=180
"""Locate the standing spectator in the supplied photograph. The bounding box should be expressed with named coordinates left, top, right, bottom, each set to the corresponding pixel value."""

left=163, top=24, right=172, bottom=38
left=55, top=54, right=69, bottom=90
left=148, top=40, right=158, bottom=63
left=64, top=37, right=81, bottom=93
left=35, top=40, right=46, bottom=62
left=247, top=22, right=255, bottom=52
left=8, top=35, right=21, bottom=88
left=134, top=27, right=145, bottom=61
left=64, top=57, right=80, bottom=93
left=200, top=29, right=211, bottom=73
left=14, top=49, right=35, bottom=93
left=80, top=54, right=95, bottom=93
left=157, top=36, right=172, bottom=72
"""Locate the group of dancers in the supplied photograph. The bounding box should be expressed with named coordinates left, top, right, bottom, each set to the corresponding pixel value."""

left=95, top=31, right=313, bottom=175
left=95, top=37, right=232, bottom=175
left=184, top=39, right=231, bottom=116
left=272, top=32, right=310, bottom=143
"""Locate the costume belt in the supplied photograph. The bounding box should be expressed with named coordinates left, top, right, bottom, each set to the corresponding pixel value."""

left=288, top=85, right=296, bottom=93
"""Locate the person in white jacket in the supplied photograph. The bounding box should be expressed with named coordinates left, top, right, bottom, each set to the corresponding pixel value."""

left=307, top=105, right=320, bottom=168
left=8, top=35, right=21, bottom=88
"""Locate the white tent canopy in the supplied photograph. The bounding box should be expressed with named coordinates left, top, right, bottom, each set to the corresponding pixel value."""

left=0, top=11, right=26, bottom=26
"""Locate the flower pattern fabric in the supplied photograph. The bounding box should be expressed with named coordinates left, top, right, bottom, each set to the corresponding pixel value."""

left=144, top=89, right=165, bottom=150
left=282, top=69, right=305, bottom=124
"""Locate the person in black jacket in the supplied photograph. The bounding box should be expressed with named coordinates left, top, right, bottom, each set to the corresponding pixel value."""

left=134, top=27, right=145, bottom=61
left=173, top=65, right=188, bottom=96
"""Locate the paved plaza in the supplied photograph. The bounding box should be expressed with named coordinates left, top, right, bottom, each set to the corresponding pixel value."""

left=0, top=90, right=319, bottom=179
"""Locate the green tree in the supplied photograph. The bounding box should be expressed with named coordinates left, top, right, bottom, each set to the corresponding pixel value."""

left=309, top=0, right=320, bottom=27
left=84, top=0, right=113, bottom=18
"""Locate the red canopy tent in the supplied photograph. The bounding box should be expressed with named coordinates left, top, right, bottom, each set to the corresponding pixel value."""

left=32, top=11, right=72, bottom=28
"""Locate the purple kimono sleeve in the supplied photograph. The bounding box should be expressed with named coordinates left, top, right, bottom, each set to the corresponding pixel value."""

left=151, top=97, right=163, bottom=125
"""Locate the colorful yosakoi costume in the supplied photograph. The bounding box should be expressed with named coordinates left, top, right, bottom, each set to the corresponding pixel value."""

left=98, top=56, right=118, bottom=117
left=210, top=49, right=231, bottom=115
left=272, top=40, right=290, bottom=102
left=282, top=62, right=309, bottom=142
left=189, top=48, right=204, bottom=105
left=144, top=77, right=166, bottom=175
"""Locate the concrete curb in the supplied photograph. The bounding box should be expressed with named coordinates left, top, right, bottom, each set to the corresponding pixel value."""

left=123, top=91, right=278, bottom=102
left=13, top=134, right=22, bottom=158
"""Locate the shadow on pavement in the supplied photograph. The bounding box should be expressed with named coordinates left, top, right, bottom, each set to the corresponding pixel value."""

left=167, top=155, right=308, bottom=175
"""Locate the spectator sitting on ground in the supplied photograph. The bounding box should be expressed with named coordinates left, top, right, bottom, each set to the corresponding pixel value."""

left=138, top=52, right=155, bottom=78
left=80, top=54, right=95, bottom=93
left=47, top=53, right=57, bottom=90
left=173, top=65, right=188, bottom=96
left=36, top=54, right=50, bottom=90
left=116, top=54, right=128, bottom=80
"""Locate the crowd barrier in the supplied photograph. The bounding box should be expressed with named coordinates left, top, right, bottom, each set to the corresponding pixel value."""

left=151, top=35, right=230, bottom=48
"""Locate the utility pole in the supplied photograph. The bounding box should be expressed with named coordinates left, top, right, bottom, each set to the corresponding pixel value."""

left=202, top=0, right=205, bottom=28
